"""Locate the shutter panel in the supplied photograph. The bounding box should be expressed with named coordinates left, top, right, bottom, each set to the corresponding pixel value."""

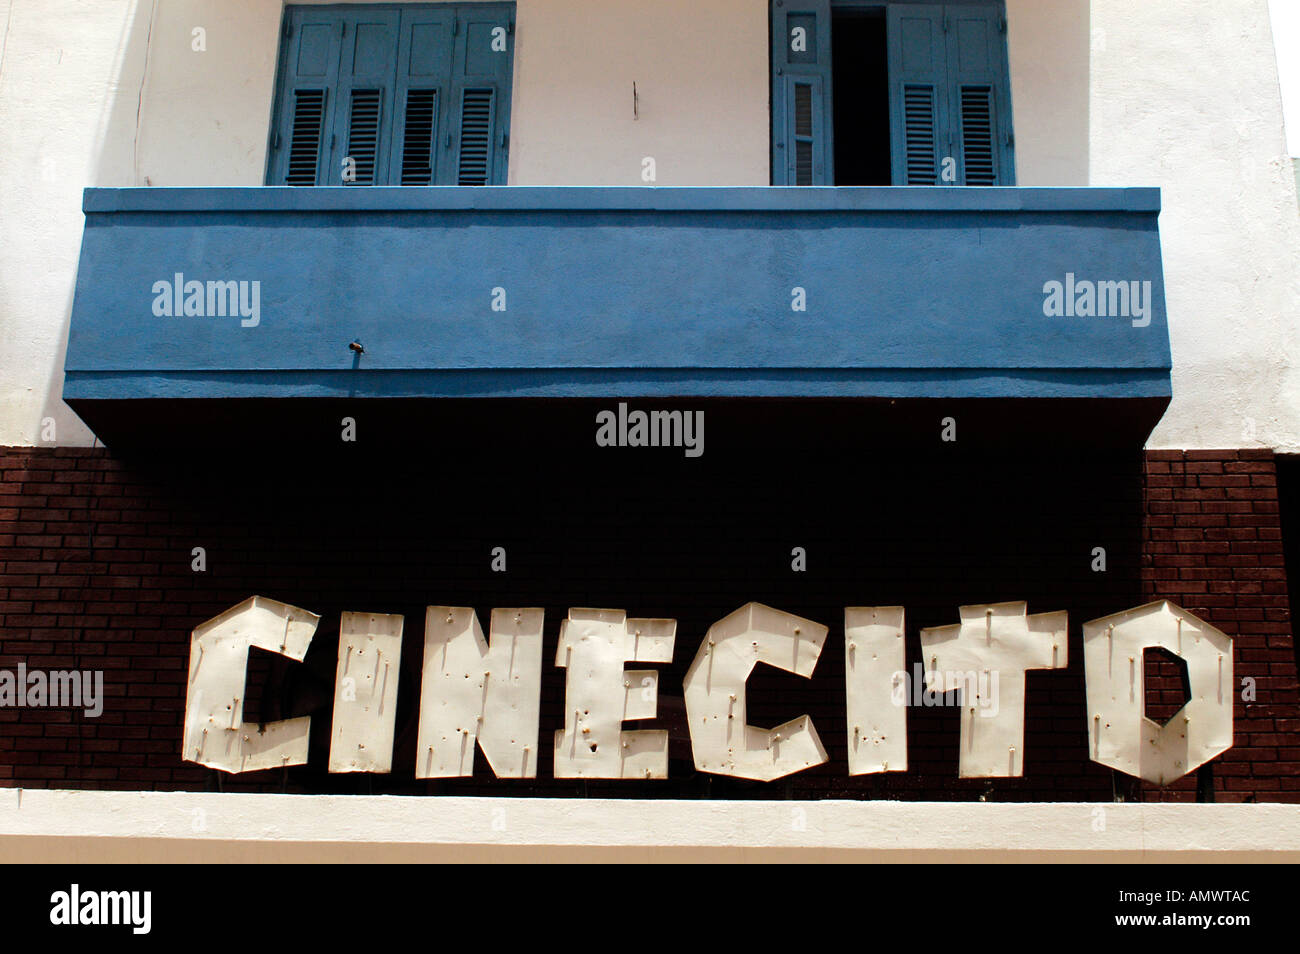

left=450, top=4, right=514, bottom=185
left=328, top=10, right=400, bottom=186
left=887, top=4, right=949, bottom=185
left=947, top=5, right=1014, bottom=185
left=389, top=8, right=456, bottom=186
left=771, top=0, right=833, bottom=185
left=269, top=10, right=343, bottom=186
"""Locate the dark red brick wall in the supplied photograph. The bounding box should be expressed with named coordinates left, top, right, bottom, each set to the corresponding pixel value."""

left=1140, top=449, right=1300, bottom=802
left=0, top=448, right=202, bottom=790
left=1, top=443, right=1296, bottom=801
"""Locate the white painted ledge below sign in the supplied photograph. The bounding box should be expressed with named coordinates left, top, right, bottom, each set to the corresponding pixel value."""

left=1, top=790, right=1298, bottom=863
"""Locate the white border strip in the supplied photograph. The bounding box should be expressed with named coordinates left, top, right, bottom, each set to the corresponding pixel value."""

left=2, top=790, right=1298, bottom=862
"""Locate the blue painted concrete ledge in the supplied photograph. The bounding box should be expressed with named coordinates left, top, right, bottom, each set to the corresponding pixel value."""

left=65, top=186, right=1172, bottom=408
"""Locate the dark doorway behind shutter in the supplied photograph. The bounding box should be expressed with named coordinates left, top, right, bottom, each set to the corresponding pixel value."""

left=830, top=9, right=891, bottom=186
left=769, top=1, right=1014, bottom=187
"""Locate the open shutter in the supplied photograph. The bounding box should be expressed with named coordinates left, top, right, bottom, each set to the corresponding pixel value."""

left=947, top=4, right=1014, bottom=185
left=389, top=8, right=456, bottom=186
left=887, top=4, right=949, bottom=185
left=327, top=10, right=400, bottom=185
left=450, top=5, right=514, bottom=185
left=771, top=0, right=833, bottom=185
left=269, top=9, right=343, bottom=186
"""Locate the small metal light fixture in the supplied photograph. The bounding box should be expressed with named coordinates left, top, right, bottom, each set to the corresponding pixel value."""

left=348, top=339, right=365, bottom=355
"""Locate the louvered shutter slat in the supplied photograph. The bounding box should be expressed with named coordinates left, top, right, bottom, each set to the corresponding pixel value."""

left=285, top=89, right=327, bottom=186
left=903, top=85, right=938, bottom=184
left=457, top=88, right=493, bottom=185
left=794, top=83, right=815, bottom=185
left=345, top=89, right=382, bottom=185
left=959, top=85, right=996, bottom=185
left=399, top=90, right=438, bottom=185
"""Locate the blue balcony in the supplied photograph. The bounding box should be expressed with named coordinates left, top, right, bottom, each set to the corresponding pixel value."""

left=64, top=186, right=1171, bottom=446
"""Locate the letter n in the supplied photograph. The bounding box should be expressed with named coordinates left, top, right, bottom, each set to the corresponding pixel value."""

left=415, top=607, right=545, bottom=778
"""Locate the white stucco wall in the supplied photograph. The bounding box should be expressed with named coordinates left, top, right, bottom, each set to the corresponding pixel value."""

left=1006, top=0, right=1089, bottom=187
left=1091, top=0, right=1300, bottom=451
left=0, top=0, right=1295, bottom=449
left=0, top=0, right=142, bottom=447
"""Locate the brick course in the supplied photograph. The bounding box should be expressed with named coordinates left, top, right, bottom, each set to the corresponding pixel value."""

left=1140, top=449, right=1300, bottom=802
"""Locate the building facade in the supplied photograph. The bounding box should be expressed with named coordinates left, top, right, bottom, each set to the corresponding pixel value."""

left=0, top=0, right=1298, bottom=861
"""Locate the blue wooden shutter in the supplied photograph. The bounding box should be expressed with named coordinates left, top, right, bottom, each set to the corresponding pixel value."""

left=269, top=8, right=344, bottom=186
left=771, top=0, right=833, bottom=185
left=946, top=4, right=1014, bottom=185
left=326, top=9, right=400, bottom=186
left=887, top=4, right=949, bottom=185
left=390, top=7, right=456, bottom=185
left=449, top=4, right=514, bottom=185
